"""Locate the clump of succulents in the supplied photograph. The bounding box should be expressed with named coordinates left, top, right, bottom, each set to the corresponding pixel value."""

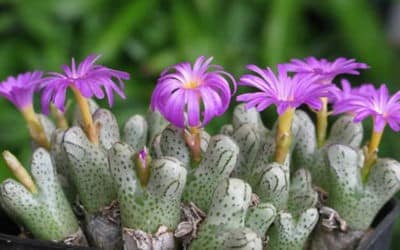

left=0, top=54, right=398, bottom=250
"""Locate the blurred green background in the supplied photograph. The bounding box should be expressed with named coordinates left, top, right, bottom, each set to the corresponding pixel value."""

left=1, top=0, right=400, bottom=247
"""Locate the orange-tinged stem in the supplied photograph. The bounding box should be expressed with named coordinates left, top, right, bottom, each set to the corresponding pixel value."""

left=3, top=151, right=37, bottom=194
left=71, top=86, right=98, bottom=144
left=20, top=105, right=50, bottom=149
left=184, top=127, right=202, bottom=163
left=275, top=108, right=295, bottom=164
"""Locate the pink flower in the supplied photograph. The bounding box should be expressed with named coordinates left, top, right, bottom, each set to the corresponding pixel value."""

left=332, top=79, right=375, bottom=103
left=151, top=56, right=236, bottom=128
left=40, top=54, right=130, bottom=114
left=236, top=64, right=333, bottom=114
left=285, top=57, right=368, bottom=83
left=0, top=71, right=43, bottom=110
left=333, top=84, right=400, bottom=132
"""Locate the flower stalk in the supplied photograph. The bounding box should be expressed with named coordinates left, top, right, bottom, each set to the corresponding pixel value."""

left=316, top=97, right=328, bottom=148
left=275, top=108, right=295, bottom=164
left=185, top=127, right=202, bottom=163
left=2, top=151, right=37, bottom=193
left=50, top=104, right=69, bottom=129
left=71, top=86, right=98, bottom=144
left=20, top=105, right=50, bottom=149
left=362, top=129, right=384, bottom=183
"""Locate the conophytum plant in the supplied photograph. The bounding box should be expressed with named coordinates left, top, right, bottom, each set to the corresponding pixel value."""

left=0, top=55, right=398, bottom=250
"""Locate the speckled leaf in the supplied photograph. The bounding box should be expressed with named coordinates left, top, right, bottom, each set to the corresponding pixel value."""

left=327, top=144, right=400, bottom=230
left=204, top=178, right=251, bottom=229
left=123, top=114, right=148, bottom=152
left=0, top=180, right=53, bottom=240
left=150, top=133, right=163, bottom=159
left=159, top=125, right=190, bottom=168
left=159, top=125, right=210, bottom=169
left=190, top=179, right=262, bottom=250
left=253, top=162, right=290, bottom=211
left=93, top=108, right=120, bottom=150
left=245, top=203, right=276, bottom=237
left=0, top=149, right=81, bottom=242
left=325, top=144, right=363, bottom=198
left=232, top=104, right=266, bottom=133
left=108, top=142, right=138, bottom=191
left=232, top=124, right=263, bottom=180
left=268, top=208, right=319, bottom=250
left=248, top=133, right=276, bottom=186
left=63, top=126, right=116, bottom=213
left=288, top=169, right=318, bottom=217
left=50, top=129, right=69, bottom=177
left=30, top=148, right=80, bottom=237
left=108, top=142, right=186, bottom=233
left=223, top=228, right=262, bottom=250
left=326, top=115, right=363, bottom=148
left=146, top=110, right=169, bottom=144
left=304, top=149, right=331, bottom=192
left=183, top=135, right=239, bottom=211
left=220, top=124, right=234, bottom=136
left=50, top=129, right=77, bottom=203
left=146, top=157, right=187, bottom=199
left=291, top=110, right=316, bottom=168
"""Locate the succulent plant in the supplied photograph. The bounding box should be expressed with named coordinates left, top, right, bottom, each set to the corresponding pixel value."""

left=1, top=55, right=400, bottom=250
left=0, top=148, right=87, bottom=246
left=62, top=109, right=121, bottom=250
left=108, top=142, right=186, bottom=249
left=189, top=178, right=275, bottom=250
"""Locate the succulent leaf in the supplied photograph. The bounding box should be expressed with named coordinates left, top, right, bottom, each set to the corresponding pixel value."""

left=183, top=135, right=239, bottom=211
left=290, top=110, right=316, bottom=169
left=220, top=124, right=234, bottom=136
left=232, top=124, right=263, bottom=181
left=63, top=126, right=116, bottom=213
left=0, top=149, right=81, bottom=242
left=108, top=142, right=186, bottom=233
left=232, top=104, right=266, bottom=133
left=288, top=169, right=318, bottom=217
left=326, top=144, right=400, bottom=230
left=123, top=114, right=148, bottom=152
left=93, top=108, right=120, bottom=150
left=326, top=115, right=363, bottom=148
left=268, top=208, right=319, bottom=250
left=245, top=203, right=276, bottom=237
left=146, top=110, right=169, bottom=144
left=190, top=178, right=263, bottom=250
left=253, top=162, right=290, bottom=211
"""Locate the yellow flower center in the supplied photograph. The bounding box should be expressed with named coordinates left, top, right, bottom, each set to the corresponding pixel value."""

left=184, top=80, right=200, bottom=89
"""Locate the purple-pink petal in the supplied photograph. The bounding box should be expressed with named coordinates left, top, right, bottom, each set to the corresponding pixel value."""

left=40, top=54, right=130, bottom=114
left=333, top=83, right=400, bottom=133
left=151, top=56, right=236, bottom=128
left=0, top=71, right=43, bottom=110
left=236, top=64, right=332, bottom=115
left=285, top=57, right=368, bottom=85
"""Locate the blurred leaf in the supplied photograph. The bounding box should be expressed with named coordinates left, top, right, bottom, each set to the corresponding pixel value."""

left=262, top=0, right=304, bottom=65
left=91, top=0, right=157, bottom=62
left=326, top=0, right=397, bottom=83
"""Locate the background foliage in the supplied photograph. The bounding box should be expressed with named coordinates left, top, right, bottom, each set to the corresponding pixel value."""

left=0, top=0, right=400, bottom=247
